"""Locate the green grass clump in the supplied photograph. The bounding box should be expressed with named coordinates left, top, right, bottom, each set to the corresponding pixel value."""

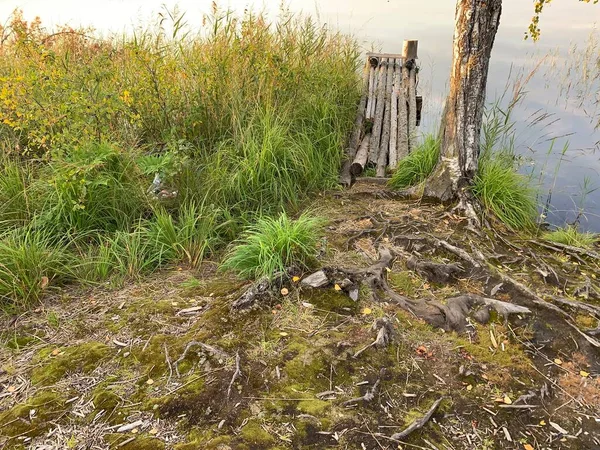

left=221, top=212, right=324, bottom=279
left=388, top=135, right=440, bottom=189
left=543, top=226, right=598, bottom=248
left=472, top=152, right=537, bottom=230
left=0, top=229, right=73, bottom=308
left=0, top=159, right=34, bottom=230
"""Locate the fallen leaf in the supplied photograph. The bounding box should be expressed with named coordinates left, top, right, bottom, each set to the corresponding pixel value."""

left=146, top=379, right=154, bottom=385
left=362, top=307, right=372, bottom=315
left=490, top=329, right=498, bottom=349
left=523, top=444, right=534, bottom=450
left=334, top=284, right=342, bottom=291
left=580, top=370, right=590, bottom=377
left=7, top=385, right=16, bottom=393
left=280, top=288, right=289, bottom=296
left=539, top=420, right=546, bottom=426
left=40, top=276, right=49, bottom=289
left=503, top=395, right=512, bottom=405
left=423, top=283, right=430, bottom=289
left=51, top=348, right=60, bottom=356
left=466, top=384, right=473, bottom=391
left=149, top=428, right=158, bottom=435
left=279, top=332, right=289, bottom=337
left=554, top=358, right=563, bottom=365
left=292, top=276, right=300, bottom=283
left=301, top=302, right=314, bottom=308
left=385, top=267, right=391, bottom=272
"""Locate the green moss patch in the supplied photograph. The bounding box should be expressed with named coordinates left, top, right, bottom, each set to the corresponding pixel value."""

left=240, top=420, right=275, bottom=448
left=31, top=342, right=111, bottom=385
left=0, top=390, right=67, bottom=440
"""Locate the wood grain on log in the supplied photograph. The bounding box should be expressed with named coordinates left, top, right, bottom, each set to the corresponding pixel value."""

left=397, top=61, right=409, bottom=160
left=389, top=59, right=399, bottom=169
left=407, top=59, right=417, bottom=153
left=369, top=59, right=388, bottom=164
left=350, top=133, right=371, bottom=176
left=376, top=60, right=394, bottom=177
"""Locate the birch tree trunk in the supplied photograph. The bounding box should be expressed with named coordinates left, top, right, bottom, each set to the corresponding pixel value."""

left=424, top=0, right=502, bottom=203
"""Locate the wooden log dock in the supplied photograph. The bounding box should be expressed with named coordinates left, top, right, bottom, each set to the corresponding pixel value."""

left=340, top=40, right=422, bottom=185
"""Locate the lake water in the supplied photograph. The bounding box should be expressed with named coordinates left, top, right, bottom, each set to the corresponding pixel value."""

left=4, top=0, right=600, bottom=230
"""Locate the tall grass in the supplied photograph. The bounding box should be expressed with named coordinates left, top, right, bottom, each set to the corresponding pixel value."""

left=0, top=8, right=360, bottom=308
left=221, top=212, right=324, bottom=279
left=543, top=226, right=598, bottom=248
left=388, top=135, right=440, bottom=189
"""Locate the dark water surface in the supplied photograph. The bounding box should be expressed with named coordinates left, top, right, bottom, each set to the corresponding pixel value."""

left=5, top=0, right=600, bottom=230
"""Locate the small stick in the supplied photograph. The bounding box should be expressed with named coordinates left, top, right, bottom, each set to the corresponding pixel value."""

left=390, top=397, right=444, bottom=440
left=226, top=351, right=242, bottom=400
left=163, top=342, right=173, bottom=384
left=342, top=377, right=381, bottom=407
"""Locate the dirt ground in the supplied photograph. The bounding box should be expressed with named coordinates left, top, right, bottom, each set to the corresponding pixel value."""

left=1, top=182, right=600, bottom=450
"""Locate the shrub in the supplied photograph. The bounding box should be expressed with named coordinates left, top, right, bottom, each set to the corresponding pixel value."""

left=472, top=152, right=537, bottom=230
left=543, top=226, right=598, bottom=248
left=388, top=135, right=440, bottom=189
left=221, top=212, right=324, bottom=279
left=41, top=142, right=148, bottom=234
left=0, top=229, right=73, bottom=308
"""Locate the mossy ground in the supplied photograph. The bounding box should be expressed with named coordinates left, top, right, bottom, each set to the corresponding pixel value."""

left=1, top=183, right=599, bottom=449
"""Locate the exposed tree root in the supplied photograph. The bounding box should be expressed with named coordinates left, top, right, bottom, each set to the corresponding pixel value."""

left=226, top=351, right=242, bottom=400
left=406, top=256, right=464, bottom=283
left=231, top=277, right=272, bottom=310
left=341, top=370, right=383, bottom=407
left=353, top=317, right=395, bottom=358
left=389, top=397, right=444, bottom=441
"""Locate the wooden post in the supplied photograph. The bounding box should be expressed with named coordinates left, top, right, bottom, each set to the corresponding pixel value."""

left=402, top=40, right=418, bottom=153
left=397, top=59, right=409, bottom=160
left=350, top=134, right=371, bottom=176
left=377, top=59, right=394, bottom=177
left=389, top=58, right=399, bottom=169
left=365, top=57, right=378, bottom=120
left=369, top=59, right=388, bottom=164
left=339, top=59, right=371, bottom=186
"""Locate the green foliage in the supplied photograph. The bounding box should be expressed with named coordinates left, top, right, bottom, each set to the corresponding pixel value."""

left=0, top=158, right=34, bottom=230
left=388, top=135, right=440, bottom=189
left=42, top=142, right=148, bottom=234
left=148, top=201, right=221, bottom=269
left=543, top=226, right=598, bottom=248
left=0, top=228, right=73, bottom=308
left=472, top=152, right=537, bottom=230
left=221, top=212, right=324, bottom=279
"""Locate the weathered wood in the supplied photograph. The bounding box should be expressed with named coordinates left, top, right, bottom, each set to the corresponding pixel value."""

left=424, top=0, right=502, bottom=202
left=365, top=57, right=378, bottom=119
left=350, top=133, right=371, bottom=176
left=402, top=40, right=419, bottom=60
left=369, top=59, right=388, bottom=164
left=366, top=51, right=404, bottom=59
left=397, top=62, right=409, bottom=160
left=389, top=59, right=400, bottom=169
left=407, top=60, right=417, bottom=152
left=340, top=59, right=371, bottom=186
left=377, top=60, right=395, bottom=177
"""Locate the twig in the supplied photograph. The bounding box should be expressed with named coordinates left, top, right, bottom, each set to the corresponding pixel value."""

left=390, top=397, right=444, bottom=440
left=353, top=318, right=395, bottom=358
left=163, top=342, right=173, bottom=384
left=226, top=351, right=241, bottom=400
left=342, top=370, right=384, bottom=407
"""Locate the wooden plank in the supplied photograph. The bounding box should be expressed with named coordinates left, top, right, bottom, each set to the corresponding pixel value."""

left=407, top=60, right=417, bottom=152
left=397, top=61, right=409, bottom=161
left=389, top=58, right=400, bottom=169
left=377, top=59, right=395, bottom=177
left=365, top=64, right=376, bottom=120
left=339, top=59, right=371, bottom=186
left=366, top=52, right=404, bottom=59
left=369, top=58, right=388, bottom=164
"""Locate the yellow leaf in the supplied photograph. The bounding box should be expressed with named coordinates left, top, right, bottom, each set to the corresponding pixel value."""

left=423, top=283, right=430, bottom=290
left=280, top=288, right=289, bottom=296
left=523, top=444, right=534, bottom=450
left=592, top=274, right=597, bottom=279
left=580, top=370, right=590, bottom=377
left=539, top=420, right=546, bottom=426
left=503, top=395, right=512, bottom=405
left=146, top=378, right=154, bottom=385
left=149, top=428, right=158, bottom=435
left=466, top=384, right=473, bottom=391
left=7, top=385, right=16, bottom=393
left=292, top=276, right=300, bottom=283
left=385, top=267, right=391, bottom=272
left=334, top=284, right=342, bottom=291
left=362, top=307, right=372, bottom=315
left=279, top=332, right=288, bottom=337
left=554, top=358, right=563, bottom=365
left=51, top=348, right=60, bottom=356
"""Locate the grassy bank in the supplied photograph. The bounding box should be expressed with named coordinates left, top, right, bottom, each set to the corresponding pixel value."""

left=0, top=8, right=360, bottom=310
